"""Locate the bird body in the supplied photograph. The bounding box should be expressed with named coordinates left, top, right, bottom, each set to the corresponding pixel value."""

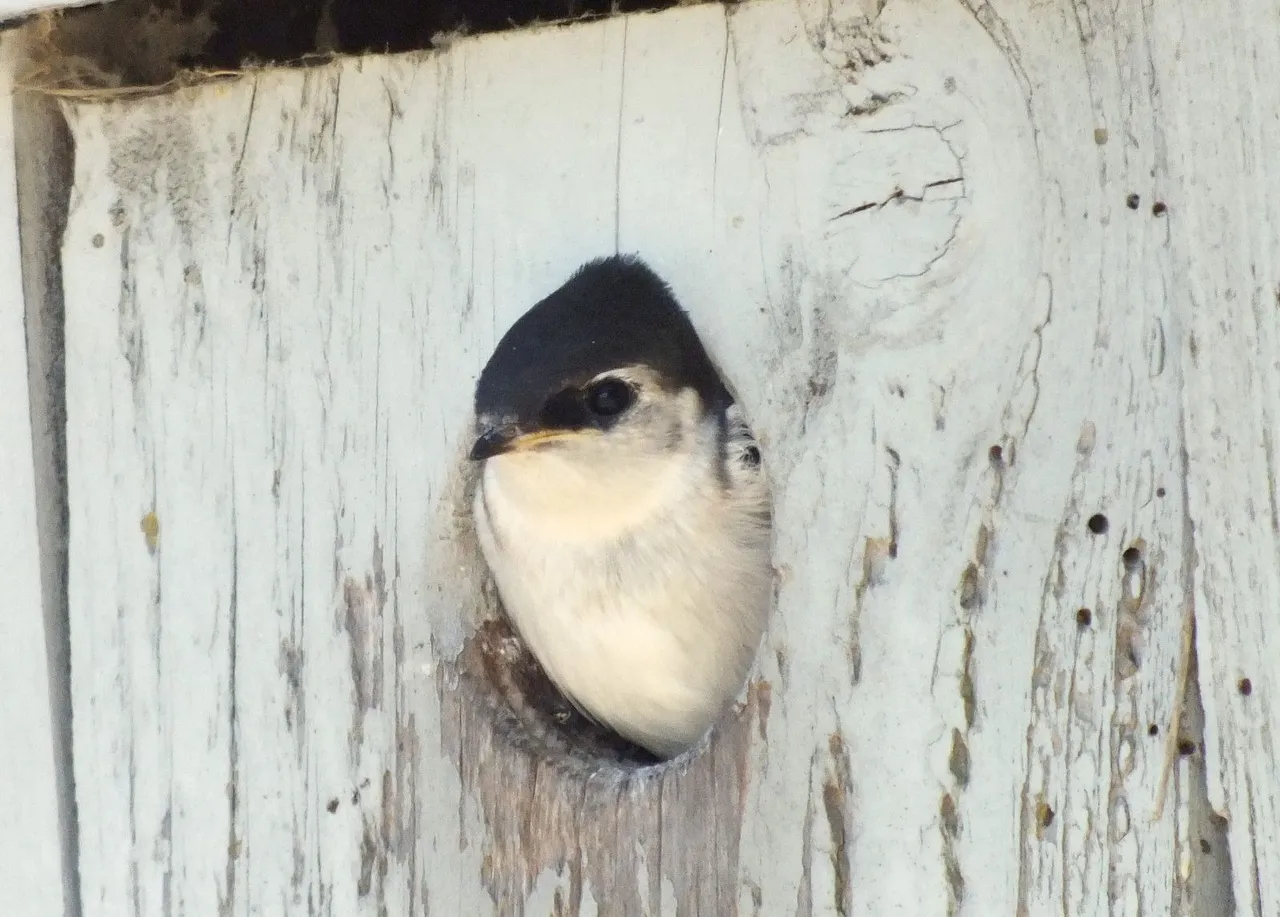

left=469, top=256, right=772, bottom=759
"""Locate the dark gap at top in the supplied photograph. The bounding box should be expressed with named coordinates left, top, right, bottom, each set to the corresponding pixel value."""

left=15, top=0, right=707, bottom=92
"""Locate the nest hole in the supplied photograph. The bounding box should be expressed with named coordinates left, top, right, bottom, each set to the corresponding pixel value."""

left=465, top=617, right=665, bottom=770
left=456, top=425, right=774, bottom=775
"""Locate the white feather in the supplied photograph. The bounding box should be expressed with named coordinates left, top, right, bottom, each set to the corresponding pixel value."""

left=473, top=386, right=772, bottom=758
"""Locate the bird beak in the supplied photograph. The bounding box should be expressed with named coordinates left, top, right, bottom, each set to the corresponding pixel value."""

left=469, top=424, right=523, bottom=461
left=469, top=424, right=588, bottom=461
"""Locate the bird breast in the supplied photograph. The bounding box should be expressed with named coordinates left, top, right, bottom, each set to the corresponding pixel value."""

left=473, top=432, right=771, bottom=758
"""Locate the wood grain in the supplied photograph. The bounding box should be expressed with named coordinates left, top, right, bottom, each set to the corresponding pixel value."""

left=54, top=0, right=1268, bottom=914
left=0, top=35, right=68, bottom=917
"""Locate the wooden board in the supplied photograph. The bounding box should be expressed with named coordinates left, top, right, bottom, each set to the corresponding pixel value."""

left=0, top=35, right=68, bottom=917
left=56, top=0, right=1269, bottom=913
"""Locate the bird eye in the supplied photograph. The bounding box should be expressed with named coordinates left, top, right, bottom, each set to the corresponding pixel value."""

left=585, top=379, right=635, bottom=417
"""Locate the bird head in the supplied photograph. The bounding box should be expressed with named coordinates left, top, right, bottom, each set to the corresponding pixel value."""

left=470, top=256, right=731, bottom=472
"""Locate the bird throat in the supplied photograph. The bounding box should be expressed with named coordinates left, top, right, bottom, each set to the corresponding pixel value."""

left=481, top=436, right=705, bottom=542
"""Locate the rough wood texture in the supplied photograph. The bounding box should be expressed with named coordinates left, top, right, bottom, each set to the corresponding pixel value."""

left=0, top=36, right=69, bottom=917
left=0, top=0, right=110, bottom=24
left=57, top=0, right=1270, bottom=914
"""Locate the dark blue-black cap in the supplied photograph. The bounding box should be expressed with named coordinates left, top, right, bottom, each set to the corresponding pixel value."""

left=474, top=255, right=731, bottom=425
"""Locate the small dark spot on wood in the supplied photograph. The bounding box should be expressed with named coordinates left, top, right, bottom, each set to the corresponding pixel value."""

left=91, top=233, right=105, bottom=248
left=988, top=444, right=1003, bottom=464
left=1076, top=608, right=1092, bottom=627
left=974, top=525, right=990, bottom=566
left=1178, top=739, right=1196, bottom=756
left=140, top=511, right=160, bottom=554
left=742, top=444, right=761, bottom=467
left=1126, top=193, right=1140, bottom=210
left=326, top=798, right=339, bottom=813
left=1148, top=723, right=1159, bottom=736
left=944, top=76, right=957, bottom=93
left=1152, top=201, right=1168, bottom=216
left=352, top=790, right=360, bottom=805
left=940, top=793, right=959, bottom=835
left=822, top=734, right=853, bottom=917
left=958, top=564, right=979, bottom=609
left=959, top=672, right=975, bottom=729
left=948, top=730, right=970, bottom=788
left=1200, top=838, right=1212, bottom=854
left=756, top=680, right=772, bottom=740
left=1087, top=513, right=1109, bottom=534
left=357, top=823, right=376, bottom=896
left=1122, top=546, right=1142, bottom=568
left=1037, top=801, right=1055, bottom=828
left=1094, top=127, right=1108, bottom=145
left=1156, top=486, right=1166, bottom=497
left=1238, top=677, right=1253, bottom=696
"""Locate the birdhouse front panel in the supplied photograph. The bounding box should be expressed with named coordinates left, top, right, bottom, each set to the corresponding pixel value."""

left=49, top=0, right=1277, bottom=915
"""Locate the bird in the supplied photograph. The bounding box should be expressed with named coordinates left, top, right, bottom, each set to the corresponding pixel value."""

left=468, top=254, right=773, bottom=760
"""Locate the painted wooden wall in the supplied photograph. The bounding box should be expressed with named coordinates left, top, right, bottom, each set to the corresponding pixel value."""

left=0, top=33, right=71, bottom=917
left=5, top=0, right=1279, bottom=913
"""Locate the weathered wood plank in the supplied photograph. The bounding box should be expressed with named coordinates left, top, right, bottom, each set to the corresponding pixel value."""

left=58, top=0, right=1256, bottom=914
left=1158, top=0, right=1280, bottom=911
left=0, top=34, right=68, bottom=917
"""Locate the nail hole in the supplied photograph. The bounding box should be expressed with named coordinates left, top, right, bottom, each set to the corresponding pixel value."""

left=91, top=233, right=105, bottom=248
left=1122, top=546, right=1142, bottom=568
left=1199, top=838, right=1212, bottom=854
left=1156, top=486, right=1166, bottom=498
left=1177, top=739, right=1196, bottom=756
left=1152, top=201, right=1168, bottom=216
left=988, top=444, right=1003, bottom=464
left=326, top=798, right=339, bottom=813
left=1238, top=677, right=1253, bottom=697
left=1075, top=608, right=1092, bottom=627
left=1147, top=723, right=1159, bottom=736
left=1087, top=514, right=1109, bottom=534
left=1126, top=193, right=1141, bottom=210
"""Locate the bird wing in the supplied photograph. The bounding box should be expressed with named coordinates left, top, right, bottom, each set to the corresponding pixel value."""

left=722, top=402, right=772, bottom=526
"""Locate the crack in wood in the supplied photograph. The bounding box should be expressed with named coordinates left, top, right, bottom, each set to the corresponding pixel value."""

left=822, top=733, right=854, bottom=917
